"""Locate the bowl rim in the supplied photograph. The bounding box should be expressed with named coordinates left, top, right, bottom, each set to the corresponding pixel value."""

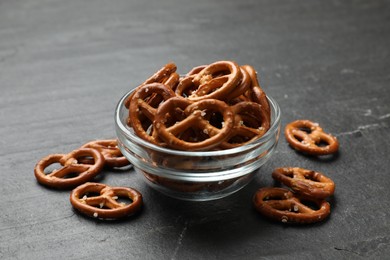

left=115, top=89, right=281, bottom=157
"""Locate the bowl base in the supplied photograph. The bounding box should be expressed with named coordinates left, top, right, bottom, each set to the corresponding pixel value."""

left=138, top=169, right=256, bottom=201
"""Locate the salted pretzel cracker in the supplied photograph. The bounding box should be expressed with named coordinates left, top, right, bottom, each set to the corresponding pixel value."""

left=173, top=66, right=209, bottom=98
left=154, top=97, right=235, bottom=150
left=186, top=65, right=207, bottom=76
left=189, top=60, right=242, bottom=101
left=163, top=72, right=180, bottom=91
left=225, top=67, right=252, bottom=101
left=124, top=63, right=177, bottom=108
left=241, top=65, right=270, bottom=120
left=285, top=120, right=339, bottom=155
left=80, top=139, right=130, bottom=168
left=253, top=187, right=331, bottom=224
left=220, top=101, right=270, bottom=149
left=128, top=83, right=176, bottom=145
left=34, top=148, right=105, bottom=189
left=272, top=167, right=335, bottom=199
left=175, top=75, right=199, bottom=99
left=70, top=182, right=142, bottom=220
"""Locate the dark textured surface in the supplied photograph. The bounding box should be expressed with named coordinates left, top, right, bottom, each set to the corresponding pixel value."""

left=1, top=0, right=390, bottom=259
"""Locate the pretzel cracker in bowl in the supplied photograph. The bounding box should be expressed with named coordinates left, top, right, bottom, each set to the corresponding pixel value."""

left=115, top=61, right=281, bottom=201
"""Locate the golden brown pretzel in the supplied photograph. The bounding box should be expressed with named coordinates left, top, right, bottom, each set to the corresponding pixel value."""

left=272, top=167, right=335, bottom=199
left=189, top=61, right=242, bottom=101
left=162, top=72, right=180, bottom=91
left=225, top=67, right=252, bottom=101
left=176, top=65, right=247, bottom=102
left=285, top=120, right=339, bottom=155
left=154, top=97, right=235, bottom=150
left=175, top=75, right=198, bottom=99
left=128, top=83, right=176, bottom=145
left=186, top=65, right=207, bottom=76
left=70, top=182, right=142, bottom=220
left=220, top=101, right=270, bottom=149
left=124, top=63, right=177, bottom=108
left=241, top=65, right=270, bottom=120
left=253, top=187, right=331, bottom=224
left=143, top=62, right=177, bottom=85
left=80, top=139, right=130, bottom=168
left=34, top=148, right=105, bottom=189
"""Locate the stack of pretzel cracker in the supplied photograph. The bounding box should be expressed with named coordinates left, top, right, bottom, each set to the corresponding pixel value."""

left=126, top=61, right=271, bottom=151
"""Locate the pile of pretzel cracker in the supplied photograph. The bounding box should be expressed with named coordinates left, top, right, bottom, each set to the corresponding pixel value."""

left=126, top=60, right=271, bottom=150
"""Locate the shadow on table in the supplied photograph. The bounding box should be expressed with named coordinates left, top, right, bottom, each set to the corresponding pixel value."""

left=141, top=176, right=338, bottom=241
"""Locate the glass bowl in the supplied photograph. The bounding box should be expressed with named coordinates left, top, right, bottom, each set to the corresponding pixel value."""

left=115, top=90, right=281, bottom=201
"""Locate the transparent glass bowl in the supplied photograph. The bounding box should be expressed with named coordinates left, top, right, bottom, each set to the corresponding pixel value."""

left=115, top=90, right=281, bottom=201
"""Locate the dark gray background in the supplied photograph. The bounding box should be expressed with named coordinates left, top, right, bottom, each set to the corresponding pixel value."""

left=1, top=0, right=389, bottom=259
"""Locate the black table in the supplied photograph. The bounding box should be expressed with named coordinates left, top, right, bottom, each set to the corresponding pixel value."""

left=1, top=0, right=389, bottom=259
